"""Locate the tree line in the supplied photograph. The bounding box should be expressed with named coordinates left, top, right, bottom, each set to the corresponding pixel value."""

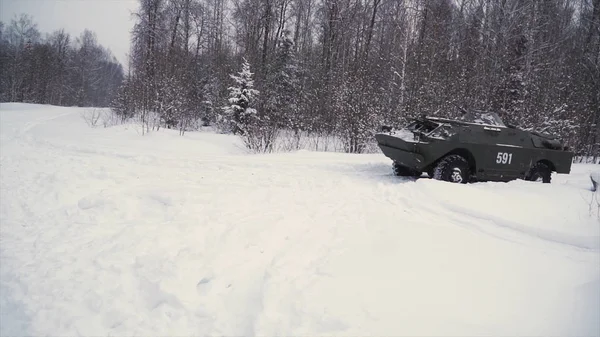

left=2, top=0, right=599, bottom=158
left=0, top=14, right=124, bottom=107
left=115, top=0, right=599, bottom=156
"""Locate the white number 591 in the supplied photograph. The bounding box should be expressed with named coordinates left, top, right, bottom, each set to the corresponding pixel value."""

left=496, top=152, right=513, bottom=164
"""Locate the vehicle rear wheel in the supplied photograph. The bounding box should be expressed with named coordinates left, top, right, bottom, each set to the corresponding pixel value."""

left=525, top=162, right=551, bottom=183
left=432, top=154, right=470, bottom=184
left=392, top=161, right=421, bottom=177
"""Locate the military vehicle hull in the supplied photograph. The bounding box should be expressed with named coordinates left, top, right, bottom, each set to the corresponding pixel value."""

left=376, top=112, right=574, bottom=183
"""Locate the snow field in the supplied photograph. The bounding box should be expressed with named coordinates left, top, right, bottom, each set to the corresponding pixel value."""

left=1, top=103, right=599, bottom=336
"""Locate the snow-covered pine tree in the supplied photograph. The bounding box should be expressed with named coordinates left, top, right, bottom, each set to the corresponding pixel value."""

left=530, top=104, right=579, bottom=150
left=264, top=31, right=301, bottom=130
left=494, top=31, right=528, bottom=128
left=221, top=58, right=259, bottom=136
left=201, top=73, right=220, bottom=127
left=259, top=30, right=304, bottom=150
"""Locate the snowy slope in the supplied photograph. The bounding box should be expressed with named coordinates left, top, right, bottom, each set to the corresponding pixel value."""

left=1, top=103, right=599, bottom=336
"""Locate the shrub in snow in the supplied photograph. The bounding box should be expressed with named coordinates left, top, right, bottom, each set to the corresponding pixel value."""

left=333, top=74, right=382, bottom=153
left=591, top=172, right=600, bottom=192
left=81, top=108, right=101, bottom=127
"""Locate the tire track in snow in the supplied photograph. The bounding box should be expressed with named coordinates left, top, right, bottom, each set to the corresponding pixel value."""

left=443, top=203, right=599, bottom=251
left=1, top=110, right=75, bottom=147
left=414, top=181, right=600, bottom=252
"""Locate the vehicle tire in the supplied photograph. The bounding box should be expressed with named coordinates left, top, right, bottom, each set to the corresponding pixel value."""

left=432, top=154, right=470, bottom=184
left=525, top=162, right=551, bottom=183
left=393, top=161, right=421, bottom=177
left=426, top=166, right=435, bottom=178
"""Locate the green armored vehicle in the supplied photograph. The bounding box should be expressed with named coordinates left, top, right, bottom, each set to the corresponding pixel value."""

left=375, top=110, right=574, bottom=183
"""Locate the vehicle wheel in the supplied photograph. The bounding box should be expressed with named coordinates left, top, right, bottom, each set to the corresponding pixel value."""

left=525, top=162, right=551, bottom=183
left=393, top=161, right=421, bottom=177
left=426, top=166, right=435, bottom=178
left=432, top=154, right=470, bottom=184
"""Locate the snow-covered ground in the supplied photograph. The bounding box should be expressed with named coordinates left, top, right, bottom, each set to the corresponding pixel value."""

left=1, top=103, right=599, bottom=336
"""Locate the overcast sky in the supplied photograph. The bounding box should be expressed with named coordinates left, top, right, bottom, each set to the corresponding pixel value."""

left=0, top=0, right=139, bottom=67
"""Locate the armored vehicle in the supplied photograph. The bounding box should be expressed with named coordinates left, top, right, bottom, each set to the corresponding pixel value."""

left=375, top=110, right=574, bottom=183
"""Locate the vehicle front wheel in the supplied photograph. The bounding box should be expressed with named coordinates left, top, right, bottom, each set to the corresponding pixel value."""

left=432, top=154, right=470, bottom=184
left=525, top=162, right=551, bottom=183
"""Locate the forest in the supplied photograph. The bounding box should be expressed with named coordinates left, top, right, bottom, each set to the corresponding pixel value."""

left=0, top=16, right=123, bottom=108
left=0, top=0, right=599, bottom=157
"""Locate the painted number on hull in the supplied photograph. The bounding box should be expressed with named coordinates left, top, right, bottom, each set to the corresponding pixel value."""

left=496, top=152, right=513, bottom=164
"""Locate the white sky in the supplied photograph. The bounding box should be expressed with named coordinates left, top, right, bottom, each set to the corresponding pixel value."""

left=0, top=0, right=139, bottom=67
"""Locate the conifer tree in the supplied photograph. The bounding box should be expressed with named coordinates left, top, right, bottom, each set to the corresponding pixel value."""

left=262, top=31, right=301, bottom=131
left=221, top=58, right=259, bottom=135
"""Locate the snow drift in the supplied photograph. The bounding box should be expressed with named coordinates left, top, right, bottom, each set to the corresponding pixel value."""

left=1, top=103, right=599, bottom=336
